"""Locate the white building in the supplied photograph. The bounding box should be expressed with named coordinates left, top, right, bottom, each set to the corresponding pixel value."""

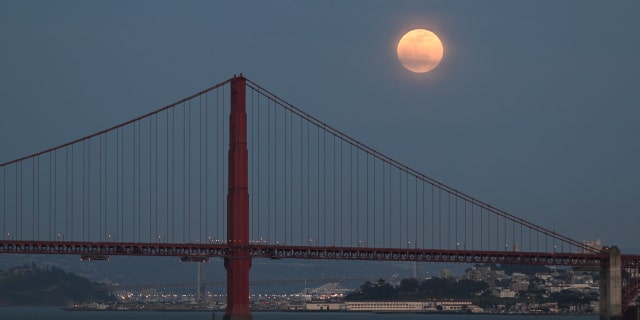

left=307, top=300, right=483, bottom=313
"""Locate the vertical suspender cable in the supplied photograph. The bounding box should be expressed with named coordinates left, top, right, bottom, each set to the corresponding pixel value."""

left=481, top=208, right=484, bottom=249
left=172, top=109, right=175, bottom=242
left=317, top=126, right=320, bottom=245
left=438, top=188, right=441, bottom=249
left=512, top=219, right=515, bottom=252
left=54, top=151, right=58, bottom=240
left=464, top=201, right=467, bottom=250
left=252, top=91, right=261, bottom=240
left=183, top=103, right=187, bottom=242
left=498, top=214, right=501, bottom=250
left=216, top=94, right=220, bottom=241
left=340, top=138, right=343, bottom=246
left=198, top=98, right=202, bottom=243
left=116, top=128, right=125, bottom=242
left=398, top=170, right=402, bottom=247
left=389, top=165, right=392, bottom=247
left=366, top=154, right=368, bottom=246
left=471, top=204, right=474, bottom=250
left=431, top=185, right=434, bottom=249
left=116, top=129, right=119, bottom=241
left=169, top=108, right=171, bottom=243
left=273, top=102, right=276, bottom=242
left=382, top=163, right=385, bottom=247
left=120, top=129, right=123, bottom=241
left=32, top=156, right=35, bottom=239
left=82, top=144, right=88, bottom=241
left=71, top=145, right=74, bottom=241
left=422, top=181, right=425, bottom=248
left=355, top=146, right=359, bottom=246
left=2, top=167, right=5, bottom=240
left=300, top=116, right=303, bottom=245
left=248, top=89, right=252, bottom=240
left=15, top=162, right=19, bottom=239
left=88, top=141, right=91, bottom=241
left=99, top=138, right=102, bottom=241
left=150, top=117, right=153, bottom=242
left=448, top=192, right=451, bottom=249
left=254, top=89, right=259, bottom=242
left=520, top=222, right=523, bottom=253
left=267, top=100, right=271, bottom=242
left=156, top=113, right=159, bottom=242
left=133, top=123, right=136, bottom=242
left=222, top=89, right=226, bottom=240
left=414, top=177, right=419, bottom=248
left=333, top=135, right=336, bottom=246
left=131, top=124, right=134, bottom=242
left=404, top=171, right=408, bottom=246
left=50, top=155, right=52, bottom=240
left=204, top=93, right=208, bottom=243
left=323, top=129, right=326, bottom=244
left=283, top=103, right=287, bottom=244
left=138, top=122, right=142, bottom=242
left=104, top=134, right=108, bottom=242
left=349, top=144, right=358, bottom=246
left=37, top=156, right=41, bottom=240
left=274, top=101, right=278, bottom=243
left=455, top=193, right=458, bottom=249
left=504, top=215, right=507, bottom=251
left=372, top=153, right=376, bottom=247
left=289, top=112, right=293, bottom=244
left=306, top=119, right=310, bottom=245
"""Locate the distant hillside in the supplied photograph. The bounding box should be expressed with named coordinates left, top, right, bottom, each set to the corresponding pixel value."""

left=0, top=263, right=114, bottom=306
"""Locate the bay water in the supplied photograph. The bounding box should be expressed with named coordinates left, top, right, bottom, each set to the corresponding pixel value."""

left=0, top=307, right=598, bottom=320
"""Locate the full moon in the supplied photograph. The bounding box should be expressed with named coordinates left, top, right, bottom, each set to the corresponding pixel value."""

left=397, top=29, right=444, bottom=73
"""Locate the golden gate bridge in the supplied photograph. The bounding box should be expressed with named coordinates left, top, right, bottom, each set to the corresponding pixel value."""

left=0, top=75, right=638, bottom=319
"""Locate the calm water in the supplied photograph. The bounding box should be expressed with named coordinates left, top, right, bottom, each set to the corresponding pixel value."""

left=0, top=307, right=598, bottom=320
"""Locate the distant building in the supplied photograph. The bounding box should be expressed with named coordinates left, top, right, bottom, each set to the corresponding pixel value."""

left=494, top=288, right=517, bottom=298
left=511, top=281, right=529, bottom=292
left=465, top=266, right=492, bottom=282
left=336, top=300, right=482, bottom=313
left=581, top=239, right=602, bottom=254
left=299, top=282, right=351, bottom=301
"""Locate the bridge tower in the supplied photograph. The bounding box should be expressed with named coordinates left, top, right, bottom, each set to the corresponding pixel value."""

left=600, top=246, right=622, bottom=320
left=224, top=75, right=252, bottom=320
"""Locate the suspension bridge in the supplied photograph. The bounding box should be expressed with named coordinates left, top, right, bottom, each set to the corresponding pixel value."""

left=0, top=75, right=638, bottom=320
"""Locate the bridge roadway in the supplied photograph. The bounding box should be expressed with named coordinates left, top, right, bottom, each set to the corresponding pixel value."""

left=2, top=240, right=638, bottom=268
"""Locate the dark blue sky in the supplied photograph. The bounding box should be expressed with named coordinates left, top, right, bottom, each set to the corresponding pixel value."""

left=1, top=1, right=638, bottom=250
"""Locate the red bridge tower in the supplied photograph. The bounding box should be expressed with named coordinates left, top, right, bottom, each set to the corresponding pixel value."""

left=224, top=75, right=252, bottom=320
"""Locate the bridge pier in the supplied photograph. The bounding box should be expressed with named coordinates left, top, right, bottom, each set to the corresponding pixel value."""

left=600, top=246, right=622, bottom=320
left=224, top=75, right=252, bottom=320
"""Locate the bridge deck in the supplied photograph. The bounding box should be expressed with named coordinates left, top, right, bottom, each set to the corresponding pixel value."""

left=2, top=240, right=631, bottom=267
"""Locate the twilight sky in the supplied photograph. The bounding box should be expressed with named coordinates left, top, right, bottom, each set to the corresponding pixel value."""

left=1, top=1, right=638, bottom=251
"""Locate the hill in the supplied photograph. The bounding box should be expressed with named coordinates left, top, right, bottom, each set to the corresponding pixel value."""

left=0, top=263, right=114, bottom=306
